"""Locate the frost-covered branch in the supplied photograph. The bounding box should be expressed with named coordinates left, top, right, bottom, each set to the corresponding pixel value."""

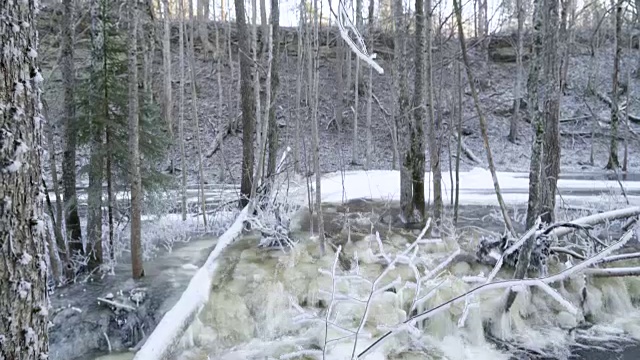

left=357, top=223, right=639, bottom=359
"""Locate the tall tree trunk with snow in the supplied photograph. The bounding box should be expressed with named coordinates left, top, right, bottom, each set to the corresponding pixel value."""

left=606, top=0, right=622, bottom=169
left=454, top=60, right=463, bottom=225
left=128, top=0, right=144, bottom=279
left=188, top=0, right=208, bottom=227
left=425, top=0, right=442, bottom=223
left=365, top=0, right=375, bottom=169
left=411, top=0, right=426, bottom=221
left=508, top=0, right=524, bottom=143
left=179, top=0, right=188, bottom=220
left=352, top=57, right=360, bottom=165
left=0, top=2, right=49, bottom=356
left=395, top=0, right=414, bottom=222
left=87, top=0, right=105, bottom=270
left=61, top=0, right=83, bottom=259
left=453, top=0, right=515, bottom=236
left=540, top=0, right=561, bottom=224
left=236, top=0, right=256, bottom=207
left=266, top=0, right=280, bottom=178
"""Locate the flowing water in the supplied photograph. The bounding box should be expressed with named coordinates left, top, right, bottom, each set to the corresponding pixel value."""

left=92, top=201, right=640, bottom=360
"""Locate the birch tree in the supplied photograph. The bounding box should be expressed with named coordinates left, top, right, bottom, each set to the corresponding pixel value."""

left=0, top=0, right=49, bottom=357
left=128, top=0, right=144, bottom=279
left=236, top=0, right=256, bottom=207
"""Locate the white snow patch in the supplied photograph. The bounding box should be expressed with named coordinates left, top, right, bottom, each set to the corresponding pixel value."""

left=181, top=264, right=198, bottom=270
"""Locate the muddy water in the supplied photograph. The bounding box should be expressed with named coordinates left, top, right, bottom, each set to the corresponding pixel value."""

left=154, top=201, right=640, bottom=360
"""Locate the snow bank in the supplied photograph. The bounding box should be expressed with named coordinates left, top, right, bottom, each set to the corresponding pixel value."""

left=133, top=206, right=249, bottom=360
left=319, top=168, right=640, bottom=206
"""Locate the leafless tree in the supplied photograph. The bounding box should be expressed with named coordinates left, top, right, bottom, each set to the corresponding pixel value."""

left=606, top=0, right=623, bottom=169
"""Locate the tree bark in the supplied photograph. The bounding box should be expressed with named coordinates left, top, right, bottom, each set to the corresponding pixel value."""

left=412, top=0, right=426, bottom=221
left=540, top=0, right=561, bottom=224
left=425, top=0, right=442, bottom=224
left=312, top=0, right=326, bottom=255
left=509, top=0, right=524, bottom=143
left=394, top=0, right=413, bottom=223
left=335, top=37, right=345, bottom=133
left=61, top=0, right=83, bottom=259
left=0, top=0, right=50, bottom=356
left=606, top=0, right=622, bottom=169
left=162, top=0, right=173, bottom=138
left=198, top=0, right=212, bottom=54
left=179, top=0, right=187, bottom=220
left=128, top=0, right=144, bottom=279
left=188, top=0, right=208, bottom=227
left=236, top=0, right=256, bottom=207
left=266, top=0, right=280, bottom=178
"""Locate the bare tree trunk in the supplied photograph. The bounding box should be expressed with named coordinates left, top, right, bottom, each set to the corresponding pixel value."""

left=162, top=0, right=172, bottom=138
left=425, top=0, right=442, bottom=224
left=606, top=0, right=622, bottom=169
left=395, top=0, right=414, bottom=223
left=43, top=101, right=70, bottom=275
left=412, top=0, right=426, bottom=221
left=454, top=60, right=463, bottom=226
left=509, top=0, right=524, bottom=143
left=335, top=37, right=345, bottom=133
left=236, top=0, right=256, bottom=207
left=365, top=66, right=373, bottom=169
left=179, top=0, right=188, bottom=220
left=352, top=57, right=360, bottom=165
left=266, top=0, right=280, bottom=178
left=106, top=129, right=115, bottom=261
left=312, top=0, right=326, bottom=255
left=507, top=0, right=544, bottom=312
left=540, top=0, right=561, bottom=224
left=198, top=0, right=212, bottom=54
left=128, top=0, right=144, bottom=279
left=453, top=0, right=516, bottom=236
left=294, top=2, right=304, bottom=173
left=61, top=0, right=83, bottom=259
left=0, top=3, right=49, bottom=355
left=188, top=0, right=208, bottom=227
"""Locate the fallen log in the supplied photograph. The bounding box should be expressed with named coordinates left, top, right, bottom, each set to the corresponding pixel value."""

left=133, top=206, right=249, bottom=360
left=205, top=115, right=238, bottom=158
left=552, top=207, right=640, bottom=238
left=595, top=91, right=640, bottom=124
left=452, top=133, right=482, bottom=164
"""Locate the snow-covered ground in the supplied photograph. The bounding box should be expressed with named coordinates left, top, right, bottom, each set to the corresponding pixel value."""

left=318, top=168, right=640, bottom=206
left=121, top=169, right=640, bottom=360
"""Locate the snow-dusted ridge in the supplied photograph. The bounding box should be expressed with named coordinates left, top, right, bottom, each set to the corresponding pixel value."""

left=133, top=206, right=249, bottom=360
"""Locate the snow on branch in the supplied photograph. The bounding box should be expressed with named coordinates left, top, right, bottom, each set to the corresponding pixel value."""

left=133, top=206, right=250, bottom=360
left=551, top=207, right=640, bottom=238
left=335, top=1, right=384, bottom=74
left=357, top=223, right=639, bottom=359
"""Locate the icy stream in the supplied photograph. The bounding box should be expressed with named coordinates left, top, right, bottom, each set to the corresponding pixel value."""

left=111, top=202, right=640, bottom=360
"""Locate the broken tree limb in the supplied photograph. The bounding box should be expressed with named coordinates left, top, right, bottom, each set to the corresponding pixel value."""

left=551, top=207, right=640, bottom=238
left=205, top=115, right=238, bottom=158
left=596, top=91, right=640, bottom=123
left=585, top=267, right=640, bottom=277
left=357, top=223, right=638, bottom=359
left=372, top=92, right=391, bottom=116
left=451, top=133, right=482, bottom=163
left=97, top=297, right=136, bottom=312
